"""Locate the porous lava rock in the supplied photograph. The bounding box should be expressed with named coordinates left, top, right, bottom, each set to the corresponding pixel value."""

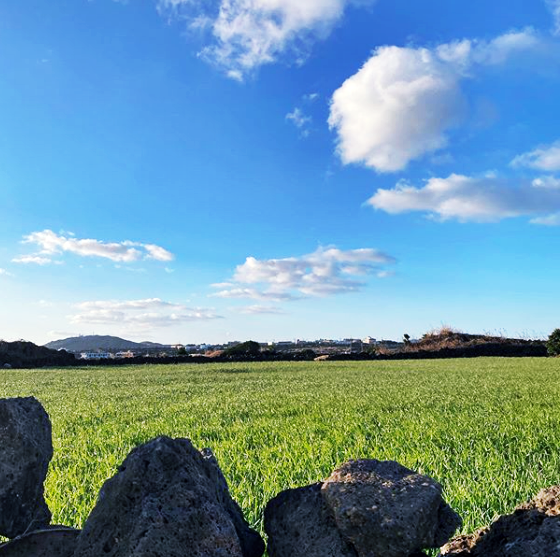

left=322, top=460, right=461, bottom=557
left=441, top=486, right=560, bottom=556
left=72, top=436, right=264, bottom=557
left=264, top=482, right=358, bottom=557
left=0, top=527, right=79, bottom=556
left=199, top=448, right=264, bottom=557
left=0, top=397, right=52, bottom=538
left=265, top=459, right=460, bottom=557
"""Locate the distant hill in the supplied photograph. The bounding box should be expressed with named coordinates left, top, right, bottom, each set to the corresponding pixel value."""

left=44, top=335, right=169, bottom=353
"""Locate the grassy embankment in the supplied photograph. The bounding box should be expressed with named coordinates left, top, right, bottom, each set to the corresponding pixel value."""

left=1, top=358, right=559, bottom=541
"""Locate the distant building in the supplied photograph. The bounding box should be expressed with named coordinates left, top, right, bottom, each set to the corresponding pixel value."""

left=362, top=336, right=377, bottom=345
left=80, top=352, right=112, bottom=360
left=115, top=351, right=135, bottom=359
left=274, top=341, right=295, bottom=350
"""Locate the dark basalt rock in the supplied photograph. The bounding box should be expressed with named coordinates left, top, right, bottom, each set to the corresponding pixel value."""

left=264, top=482, right=358, bottom=557
left=322, top=460, right=461, bottom=557
left=265, top=460, right=460, bottom=557
left=200, top=448, right=264, bottom=557
left=441, top=486, right=560, bottom=556
left=0, top=527, right=79, bottom=556
left=72, top=436, right=264, bottom=557
left=0, top=397, right=53, bottom=539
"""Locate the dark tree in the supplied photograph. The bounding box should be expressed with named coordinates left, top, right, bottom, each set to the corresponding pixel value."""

left=547, top=329, right=560, bottom=356
left=223, top=341, right=261, bottom=357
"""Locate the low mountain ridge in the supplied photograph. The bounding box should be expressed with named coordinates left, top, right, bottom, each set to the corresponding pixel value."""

left=44, top=335, right=169, bottom=353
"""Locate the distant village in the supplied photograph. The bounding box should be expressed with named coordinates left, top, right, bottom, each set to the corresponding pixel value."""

left=77, top=337, right=407, bottom=360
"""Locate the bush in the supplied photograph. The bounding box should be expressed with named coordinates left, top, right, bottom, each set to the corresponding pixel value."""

left=547, top=329, right=560, bottom=356
left=222, top=341, right=261, bottom=357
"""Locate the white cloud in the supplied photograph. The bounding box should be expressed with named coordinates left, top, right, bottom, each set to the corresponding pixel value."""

left=512, top=140, right=560, bottom=172
left=286, top=107, right=311, bottom=129
left=142, top=244, right=175, bottom=262
left=75, top=298, right=182, bottom=311
left=531, top=212, right=560, bottom=226
left=13, top=230, right=174, bottom=265
left=12, top=255, right=53, bottom=265
left=547, top=0, right=560, bottom=35
left=212, top=287, right=298, bottom=302
left=532, top=176, right=560, bottom=189
left=212, top=246, right=395, bottom=301
left=0, top=268, right=13, bottom=277
left=368, top=173, right=560, bottom=223
left=158, top=0, right=372, bottom=78
left=71, top=298, right=222, bottom=329
left=304, top=92, right=320, bottom=102
left=329, top=29, right=541, bottom=172
left=286, top=107, right=312, bottom=136
left=237, top=305, right=287, bottom=315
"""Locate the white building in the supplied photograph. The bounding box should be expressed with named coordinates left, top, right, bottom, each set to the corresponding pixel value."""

left=80, top=352, right=112, bottom=360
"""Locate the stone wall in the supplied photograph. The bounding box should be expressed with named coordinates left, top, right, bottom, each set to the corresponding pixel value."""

left=0, top=397, right=558, bottom=556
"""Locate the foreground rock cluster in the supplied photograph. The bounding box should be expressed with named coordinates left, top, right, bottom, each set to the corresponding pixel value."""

left=265, top=460, right=460, bottom=557
left=0, top=396, right=559, bottom=556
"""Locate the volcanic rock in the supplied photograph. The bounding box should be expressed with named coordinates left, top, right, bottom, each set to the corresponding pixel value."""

left=441, top=486, right=560, bottom=556
left=0, top=397, right=52, bottom=538
left=72, top=436, right=264, bottom=557
left=200, top=448, right=264, bottom=557
left=264, top=482, right=358, bottom=557
left=321, top=459, right=461, bottom=557
left=0, top=527, right=79, bottom=556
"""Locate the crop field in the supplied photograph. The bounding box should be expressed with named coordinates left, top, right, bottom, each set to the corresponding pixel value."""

left=1, top=358, right=560, bottom=544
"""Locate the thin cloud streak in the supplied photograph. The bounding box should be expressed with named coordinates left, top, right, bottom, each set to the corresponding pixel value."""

left=71, top=298, right=223, bottom=329
left=13, top=230, right=174, bottom=265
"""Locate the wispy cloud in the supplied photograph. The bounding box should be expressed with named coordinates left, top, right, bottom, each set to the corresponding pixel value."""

left=71, top=298, right=222, bottom=329
left=212, top=246, right=396, bottom=301
left=531, top=213, right=560, bottom=226
left=158, top=0, right=375, bottom=79
left=329, top=29, right=542, bottom=172
left=212, top=287, right=298, bottom=302
left=286, top=107, right=312, bottom=136
left=75, top=299, right=183, bottom=311
left=512, top=140, right=560, bottom=172
left=547, top=0, right=560, bottom=35
left=532, top=176, right=560, bottom=189
left=13, top=230, right=174, bottom=265
left=12, top=255, right=55, bottom=266
left=368, top=173, right=560, bottom=223
left=0, top=268, right=13, bottom=277
left=237, top=305, right=288, bottom=315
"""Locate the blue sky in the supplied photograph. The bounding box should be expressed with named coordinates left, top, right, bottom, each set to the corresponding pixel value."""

left=1, top=0, right=560, bottom=345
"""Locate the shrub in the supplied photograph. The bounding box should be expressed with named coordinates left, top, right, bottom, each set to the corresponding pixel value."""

left=547, top=329, right=560, bottom=356
left=222, top=341, right=261, bottom=357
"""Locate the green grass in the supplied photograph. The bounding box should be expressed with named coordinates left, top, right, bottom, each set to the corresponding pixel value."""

left=1, top=358, right=559, bottom=543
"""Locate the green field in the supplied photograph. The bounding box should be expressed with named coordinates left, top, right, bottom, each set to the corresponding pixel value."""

left=1, top=358, right=559, bottom=544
